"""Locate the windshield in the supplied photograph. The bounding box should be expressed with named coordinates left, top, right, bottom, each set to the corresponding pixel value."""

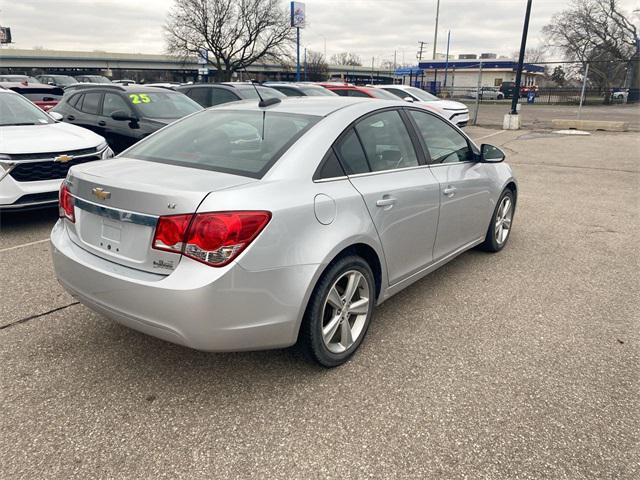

left=0, top=93, right=53, bottom=126
left=404, top=86, right=439, bottom=102
left=126, top=91, right=202, bottom=119
left=299, top=86, right=337, bottom=96
left=125, top=110, right=320, bottom=178
left=367, top=88, right=400, bottom=100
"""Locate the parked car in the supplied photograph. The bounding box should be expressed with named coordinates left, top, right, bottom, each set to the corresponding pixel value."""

left=176, top=83, right=285, bottom=108
left=112, top=79, right=136, bottom=85
left=51, top=97, right=517, bottom=367
left=0, top=88, right=112, bottom=210
left=62, top=83, right=114, bottom=94
left=321, top=85, right=400, bottom=99
left=263, top=83, right=337, bottom=97
left=1, top=82, right=64, bottom=111
left=375, top=85, right=470, bottom=127
left=75, top=75, right=112, bottom=84
left=51, top=85, right=203, bottom=153
left=0, top=74, right=42, bottom=84
left=468, top=86, right=505, bottom=100
left=612, top=89, right=629, bottom=102
left=145, top=83, right=181, bottom=90
left=499, top=82, right=517, bottom=99
left=36, top=74, right=78, bottom=87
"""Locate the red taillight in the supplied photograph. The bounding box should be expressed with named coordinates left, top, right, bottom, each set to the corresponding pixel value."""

left=152, top=211, right=271, bottom=267
left=59, top=183, right=75, bottom=222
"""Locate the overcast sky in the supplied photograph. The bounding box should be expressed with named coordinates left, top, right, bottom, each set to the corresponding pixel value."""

left=1, top=0, right=638, bottom=65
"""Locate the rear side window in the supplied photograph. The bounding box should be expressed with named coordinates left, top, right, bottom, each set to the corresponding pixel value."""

left=332, top=89, right=349, bottom=97
left=81, top=92, right=101, bottom=114
left=315, top=150, right=345, bottom=180
left=125, top=110, right=320, bottom=178
left=334, top=129, right=369, bottom=175
left=186, top=87, right=210, bottom=107
left=69, top=93, right=83, bottom=109
left=347, top=90, right=370, bottom=98
left=355, top=110, right=419, bottom=172
left=274, top=86, right=303, bottom=97
left=210, top=88, right=239, bottom=106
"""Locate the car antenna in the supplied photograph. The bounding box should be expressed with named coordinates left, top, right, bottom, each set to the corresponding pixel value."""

left=242, top=67, right=280, bottom=108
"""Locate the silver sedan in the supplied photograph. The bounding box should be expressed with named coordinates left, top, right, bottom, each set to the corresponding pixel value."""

left=51, top=97, right=517, bottom=367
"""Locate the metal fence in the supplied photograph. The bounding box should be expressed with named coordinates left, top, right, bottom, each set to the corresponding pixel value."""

left=438, top=86, right=631, bottom=105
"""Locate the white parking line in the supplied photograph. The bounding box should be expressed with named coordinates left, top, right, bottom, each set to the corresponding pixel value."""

left=0, top=238, right=49, bottom=254
left=474, top=130, right=507, bottom=141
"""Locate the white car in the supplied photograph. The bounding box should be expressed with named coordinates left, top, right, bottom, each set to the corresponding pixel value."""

left=468, top=86, right=505, bottom=100
left=0, top=88, right=113, bottom=210
left=375, top=85, right=470, bottom=127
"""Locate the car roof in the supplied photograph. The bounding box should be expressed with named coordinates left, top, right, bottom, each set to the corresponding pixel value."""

left=66, top=85, right=177, bottom=93
left=212, top=96, right=401, bottom=117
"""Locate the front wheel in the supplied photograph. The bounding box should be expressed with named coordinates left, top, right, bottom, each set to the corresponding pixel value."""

left=300, top=256, right=375, bottom=367
left=478, top=189, right=515, bottom=252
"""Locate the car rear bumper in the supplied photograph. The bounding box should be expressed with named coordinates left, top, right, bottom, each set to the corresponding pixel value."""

left=51, top=220, right=318, bottom=352
left=0, top=174, right=61, bottom=210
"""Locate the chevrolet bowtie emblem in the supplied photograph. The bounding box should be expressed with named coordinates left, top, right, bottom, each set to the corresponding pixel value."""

left=91, top=187, right=111, bottom=200
left=54, top=154, right=74, bottom=163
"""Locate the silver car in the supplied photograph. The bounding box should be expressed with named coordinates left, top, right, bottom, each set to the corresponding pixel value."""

left=51, top=97, right=517, bottom=367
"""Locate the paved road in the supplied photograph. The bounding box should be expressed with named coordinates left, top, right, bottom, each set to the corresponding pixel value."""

left=461, top=102, right=640, bottom=131
left=1, top=128, right=638, bottom=479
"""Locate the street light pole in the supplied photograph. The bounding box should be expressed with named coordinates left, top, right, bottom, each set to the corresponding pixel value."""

left=511, top=0, right=533, bottom=115
left=432, top=0, right=440, bottom=60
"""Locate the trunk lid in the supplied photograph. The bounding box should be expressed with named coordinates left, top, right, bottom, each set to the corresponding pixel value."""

left=65, top=157, right=256, bottom=274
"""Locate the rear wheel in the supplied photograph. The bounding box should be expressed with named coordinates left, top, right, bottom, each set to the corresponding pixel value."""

left=300, top=256, right=375, bottom=367
left=478, top=189, right=515, bottom=252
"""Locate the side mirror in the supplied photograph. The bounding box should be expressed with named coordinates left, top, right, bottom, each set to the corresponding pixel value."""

left=111, top=110, right=137, bottom=122
left=403, top=96, right=414, bottom=103
left=480, top=144, right=505, bottom=163
left=49, top=111, right=63, bottom=121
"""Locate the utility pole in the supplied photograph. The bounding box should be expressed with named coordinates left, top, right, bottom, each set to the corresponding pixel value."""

left=393, top=50, right=397, bottom=71
left=432, top=0, right=441, bottom=60
left=511, top=0, right=533, bottom=115
left=443, top=30, right=451, bottom=89
left=417, top=41, right=427, bottom=61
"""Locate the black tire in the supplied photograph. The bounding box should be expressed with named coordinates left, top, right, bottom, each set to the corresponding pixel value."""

left=300, top=255, right=376, bottom=368
left=478, top=189, right=515, bottom=252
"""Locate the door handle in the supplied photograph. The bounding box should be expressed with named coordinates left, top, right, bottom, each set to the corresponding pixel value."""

left=67, top=115, right=75, bottom=121
left=98, top=120, right=106, bottom=126
left=443, top=186, right=457, bottom=197
left=376, top=196, right=397, bottom=208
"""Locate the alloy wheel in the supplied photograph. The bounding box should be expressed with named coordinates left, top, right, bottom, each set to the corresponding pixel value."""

left=321, top=270, right=370, bottom=354
left=495, top=195, right=513, bottom=245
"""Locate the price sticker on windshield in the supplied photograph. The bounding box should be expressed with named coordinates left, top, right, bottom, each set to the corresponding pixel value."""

left=129, top=93, right=151, bottom=104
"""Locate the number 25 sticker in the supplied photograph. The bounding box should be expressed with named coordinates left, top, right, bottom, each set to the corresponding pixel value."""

left=129, top=93, right=151, bottom=104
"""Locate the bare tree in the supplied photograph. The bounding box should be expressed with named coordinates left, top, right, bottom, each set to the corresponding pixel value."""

left=542, top=0, right=637, bottom=101
left=329, top=52, right=362, bottom=67
left=511, top=47, right=547, bottom=63
left=304, top=50, right=329, bottom=81
left=165, top=0, right=294, bottom=81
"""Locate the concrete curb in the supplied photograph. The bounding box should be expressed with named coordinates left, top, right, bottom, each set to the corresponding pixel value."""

left=551, top=119, right=628, bottom=132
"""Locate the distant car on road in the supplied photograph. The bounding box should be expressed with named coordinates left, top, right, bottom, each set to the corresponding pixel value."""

left=375, top=85, right=470, bottom=127
left=263, top=83, right=338, bottom=97
left=612, top=89, right=629, bottom=102
left=0, top=88, right=111, bottom=210
left=36, top=74, right=78, bottom=87
left=321, top=85, right=399, bottom=99
left=176, top=83, right=285, bottom=108
left=75, top=75, right=112, bottom=84
left=51, top=85, right=202, bottom=153
left=468, top=87, right=505, bottom=100
left=1, top=82, right=64, bottom=111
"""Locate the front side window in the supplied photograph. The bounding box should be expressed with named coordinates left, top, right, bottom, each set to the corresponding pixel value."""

left=126, top=91, right=202, bottom=119
left=355, top=110, right=419, bottom=172
left=409, top=110, right=473, bottom=164
left=185, top=87, right=210, bottom=107
left=125, top=110, right=319, bottom=178
left=210, top=88, right=240, bottom=106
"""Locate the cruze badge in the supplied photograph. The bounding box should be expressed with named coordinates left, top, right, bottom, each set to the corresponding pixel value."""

left=54, top=154, right=74, bottom=163
left=92, top=187, right=111, bottom=200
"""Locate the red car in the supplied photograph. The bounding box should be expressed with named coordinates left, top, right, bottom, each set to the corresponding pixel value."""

left=320, top=84, right=400, bottom=100
left=1, top=82, right=63, bottom=111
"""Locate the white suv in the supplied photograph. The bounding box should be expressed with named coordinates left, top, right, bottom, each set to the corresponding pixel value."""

left=0, top=88, right=112, bottom=210
left=375, top=85, right=470, bottom=127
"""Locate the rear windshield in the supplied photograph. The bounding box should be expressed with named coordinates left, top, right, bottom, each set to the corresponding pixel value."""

left=299, top=86, right=337, bottom=96
left=126, top=91, right=202, bottom=119
left=125, top=109, right=320, bottom=178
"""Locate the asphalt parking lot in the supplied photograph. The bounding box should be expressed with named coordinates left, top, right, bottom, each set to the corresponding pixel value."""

left=1, top=125, right=638, bottom=479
